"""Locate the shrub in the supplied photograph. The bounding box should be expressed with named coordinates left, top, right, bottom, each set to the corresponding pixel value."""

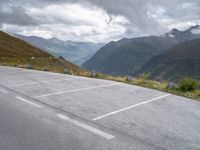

left=178, top=77, right=199, bottom=92
left=94, top=73, right=101, bottom=78
left=141, top=72, right=151, bottom=80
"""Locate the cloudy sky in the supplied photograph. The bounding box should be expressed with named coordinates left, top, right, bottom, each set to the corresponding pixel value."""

left=0, top=0, right=200, bottom=42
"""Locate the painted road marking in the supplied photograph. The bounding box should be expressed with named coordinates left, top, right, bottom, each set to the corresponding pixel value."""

left=11, top=77, right=85, bottom=87
left=1, top=74, right=71, bottom=80
left=1, top=74, right=46, bottom=80
left=93, top=94, right=171, bottom=121
left=0, top=71, right=28, bottom=75
left=0, top=89, right=9, bottom=93
left=16, top=96, right=42, bottom=108
left=12, top=82, right=40, bottom=87
left=37, top=83, right=120, bottom=98
left=57, top=114, right=115, bottom=140
left=1, top=76, right=27, bottom=80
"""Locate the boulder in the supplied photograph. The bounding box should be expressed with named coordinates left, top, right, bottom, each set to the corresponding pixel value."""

left=91, top=71, right=97, bottom=78
left=166, top=82, right=176, bottom=89
left=26, top=64, right=33, bottom=69
left=64, top=68, right=69, bottom=74
left=126, top=76, right=135, bottom=82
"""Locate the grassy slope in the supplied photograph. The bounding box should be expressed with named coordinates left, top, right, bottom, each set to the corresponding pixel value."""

left=90, top=73, right=200, bottom=100
left=0, top=30, right=199, bottom=100
left=0, top=31, right=88, bottom=75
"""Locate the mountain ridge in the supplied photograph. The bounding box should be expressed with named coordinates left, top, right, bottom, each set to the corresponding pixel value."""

left=137, top=37, right=200, bottom=80
left=15, top=34, right=104, bottom=66
left=83, top=26, right=200, bottom=76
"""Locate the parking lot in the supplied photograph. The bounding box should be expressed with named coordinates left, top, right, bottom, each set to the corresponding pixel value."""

left=0, top=66, right=200, bottom=150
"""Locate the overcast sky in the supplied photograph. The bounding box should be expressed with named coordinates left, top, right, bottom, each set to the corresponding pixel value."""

left=0, top=0, right=200, bottom=42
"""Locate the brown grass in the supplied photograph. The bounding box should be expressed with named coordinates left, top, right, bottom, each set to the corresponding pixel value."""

left=0, top=31, right=88, bottom=75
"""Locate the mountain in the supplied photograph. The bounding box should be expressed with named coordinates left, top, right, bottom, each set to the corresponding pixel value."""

left=83, top=36, right=177, bottom=75
left=165, top=25, right=200, bottom=42
left=15, top=34, right=103, bottom=66
left=83, top=25, right=200, bottom=76
left=0, top=31, right=86, bottom=74
left=137, top=38, right=200, bottom=80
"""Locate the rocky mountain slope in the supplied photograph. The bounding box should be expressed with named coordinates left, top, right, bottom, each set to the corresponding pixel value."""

left=83, top=36, right=176, bottom=75
left=138, top=38, right=200, bottom=80
left=83, top=25, right=200, bottom=76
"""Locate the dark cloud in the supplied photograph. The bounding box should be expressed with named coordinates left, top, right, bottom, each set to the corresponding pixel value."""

left=0, top=7, right=37, bottom=26
left=0, top=0, right=200, bottom=42
left=83, top=0, right=200, bottom=33
left=0, top=1, right=38, bottom=26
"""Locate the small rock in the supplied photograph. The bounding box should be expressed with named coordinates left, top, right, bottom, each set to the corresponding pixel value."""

left=59, top=56, right=65, bottom=60
left=91, top=71, right=96, bottom=77
left=126, top=76, right=135, bottom=82
left=64, top=68, right=68, bottom=74
left=166, top=82, right=176, bottom=89
left=26, top=64, right=33, bottom=69
left=31, top=56, right=35, bottom=60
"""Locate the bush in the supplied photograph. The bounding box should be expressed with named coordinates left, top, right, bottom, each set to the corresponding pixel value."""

left=178, top=77, right=199, bottom=92
left=141, top=72, right=151, bottom=80
left=94, top=73, right=101, bottom=78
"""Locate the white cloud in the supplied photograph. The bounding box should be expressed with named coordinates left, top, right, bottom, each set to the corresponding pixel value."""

left=1, top=3, right=129, bottom=42
left=1, top=0, right=200, bottom=42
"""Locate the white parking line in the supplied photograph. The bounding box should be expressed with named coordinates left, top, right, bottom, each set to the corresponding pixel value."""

left=1, top=74, right=47, bottom=80
left=0, top=89, right=9, bottom=94
left=93, top=94, right=171, bottom=121
left=16, top=96, right=42, bottom=108
left=1, top=76, right=24, bottom=80
left=0, top=71, right=28, bottom=75
left=57, top=114, right=115, bottom=140
left=12, top=82, right=40, bottom=87
left=37, top=83, right=120, bottom=98
left=11, top=77, right=85, bottom=87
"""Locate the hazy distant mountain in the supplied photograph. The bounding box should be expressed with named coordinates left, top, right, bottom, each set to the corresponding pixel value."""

left=0, top=31, right=85, bottom=74
left=138, top=38, right=200, bottom=80
left=15, top=34, right=104, bottom=66
left=83, top=25, right=200, bottom=76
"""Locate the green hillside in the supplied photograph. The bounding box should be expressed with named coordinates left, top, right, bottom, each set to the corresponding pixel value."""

left=0, top=31, right=87, bottom=75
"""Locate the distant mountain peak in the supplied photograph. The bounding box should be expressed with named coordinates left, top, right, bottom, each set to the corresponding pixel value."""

left=15, top=34, right=104, bottom=66
left=188, top=24, right=200, bottom=34
left=48, top=37, right=62, bottom=41
left=171, top=28, right=180, bottom=33
left=164, top=25, right=200, bottom=41
left=165, top=28, right=180, bottom=38
left=188, top=24, right=200, bottom=30
left=166, top=25, right=200, bottom=36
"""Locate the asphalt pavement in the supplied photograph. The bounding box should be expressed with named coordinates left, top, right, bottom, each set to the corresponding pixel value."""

left=0, top=66, right=200, bottom=150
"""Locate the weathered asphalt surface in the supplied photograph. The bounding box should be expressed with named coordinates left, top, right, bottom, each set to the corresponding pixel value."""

left=0, top=66, right=200, bottom=150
